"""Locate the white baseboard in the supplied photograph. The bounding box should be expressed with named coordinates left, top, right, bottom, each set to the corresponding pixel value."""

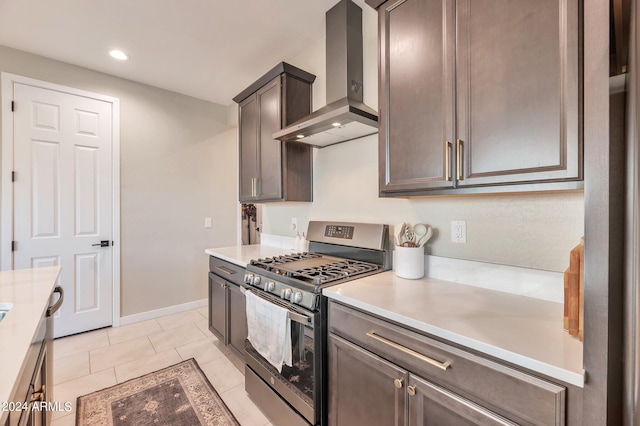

left=118, top=299, right=208, bottom=327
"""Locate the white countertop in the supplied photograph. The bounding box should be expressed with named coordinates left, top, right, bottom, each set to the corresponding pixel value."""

left=323, top=271, right=585, bottom=387
left=205, top=244, right=294, bottom=267
left=0, top=266, right=61, bottom=418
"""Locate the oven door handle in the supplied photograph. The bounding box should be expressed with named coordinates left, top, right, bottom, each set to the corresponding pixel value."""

left=243, top=287, right=312, bottom=325
left=287, top=310, right=311, bottom=325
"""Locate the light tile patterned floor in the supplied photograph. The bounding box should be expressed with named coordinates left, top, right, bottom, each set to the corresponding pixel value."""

left=51, top=307, right=271, bottom=426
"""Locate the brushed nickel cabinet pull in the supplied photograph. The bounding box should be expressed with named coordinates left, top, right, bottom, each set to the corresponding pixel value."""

left=366, top=331, right=451, bottom=371
left=251, top=178, right=257, bottom=197
left=445, top=141, right=452, bottom=181
left=394, top=378, right=403, bottom=389
left=456, top=139, right=463, bottom=181
left=215, top=265, right=236, bottom=275
left=407, top=385, right=416, bottom=396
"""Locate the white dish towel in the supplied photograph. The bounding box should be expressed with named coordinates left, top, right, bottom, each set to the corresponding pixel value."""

left=245, top=290, right=292, bottom=372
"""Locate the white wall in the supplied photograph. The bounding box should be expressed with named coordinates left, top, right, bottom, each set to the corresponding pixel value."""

left=260, top=4, right=585, bottom=272
left=0, top=45, right=238, bottom=316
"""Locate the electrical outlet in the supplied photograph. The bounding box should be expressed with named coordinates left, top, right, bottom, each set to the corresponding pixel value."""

left=451, top=220, right=466, bottom=243
left=204, top=218, right=212, bottom=228
left=291, top=217, right=297, bottom=231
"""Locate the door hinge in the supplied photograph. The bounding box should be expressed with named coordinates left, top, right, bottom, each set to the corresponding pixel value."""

left=11, top=171, right=15, bottom=182
left=11, top=101, right=14, bottom=112
left=11, top=241, right=15, bottom=252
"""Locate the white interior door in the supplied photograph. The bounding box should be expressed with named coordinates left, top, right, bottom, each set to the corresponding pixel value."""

left=12, top=82, right=114, bottom=338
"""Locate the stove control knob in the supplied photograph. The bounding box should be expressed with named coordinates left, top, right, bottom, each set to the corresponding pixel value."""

left=292, top=291, right=303, bottom=303
left=266, top=281, right=276, bottom=292
left=281, top=288, right=292, bottom=300
left=251, top=275, right=261, bottom=286
left=244, top=273, right=253, bottom=284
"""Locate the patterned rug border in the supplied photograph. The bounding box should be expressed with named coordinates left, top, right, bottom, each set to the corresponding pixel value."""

left=76, top=358, right=240, bottom=426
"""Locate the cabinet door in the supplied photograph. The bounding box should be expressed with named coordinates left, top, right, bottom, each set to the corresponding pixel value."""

left=379, top=0, right=456, bottom=193
left=239, top=94, right=259, bottom=202
left=208, top=273, right=227, bottom=343
left=328, top=334, right=406, bottom=426
left=256, top=77, right=283, bottom=201
left=407, top=375, right=516, bottom=426
left=455, top=0, right=580, bottom=187
left=227, top=283, right=247, bottom=357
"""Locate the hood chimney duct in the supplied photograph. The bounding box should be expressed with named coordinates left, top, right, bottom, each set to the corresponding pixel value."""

left=326, top=0, right=364, bottom=104
left=272, top=0, right=378, bottom=148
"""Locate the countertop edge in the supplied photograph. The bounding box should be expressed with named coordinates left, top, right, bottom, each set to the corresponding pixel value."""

left=324, top=289, right=586, bottom=388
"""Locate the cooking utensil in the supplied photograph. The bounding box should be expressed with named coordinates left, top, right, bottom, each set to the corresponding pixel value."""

left=396, top=223, right=407, bottom=246
left=416, top=224, right=433, bottom=247
left=413, top=223, right=427, bottom=244
left=404, top=225, right=415, bottom=244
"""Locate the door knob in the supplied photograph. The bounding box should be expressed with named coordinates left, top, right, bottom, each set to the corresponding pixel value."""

left=92, top=240, right=111, bottom=247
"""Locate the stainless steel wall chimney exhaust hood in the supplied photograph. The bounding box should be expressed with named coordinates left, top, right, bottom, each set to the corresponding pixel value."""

left=272, top=0, right=378, bottom=148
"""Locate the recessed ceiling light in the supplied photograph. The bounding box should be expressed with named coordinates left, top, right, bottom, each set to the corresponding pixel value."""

left=332, top=122, right=341, bottom=127
left=109, top=50, right=129, bottom=61
left=296, top=134, right=305, bottom=139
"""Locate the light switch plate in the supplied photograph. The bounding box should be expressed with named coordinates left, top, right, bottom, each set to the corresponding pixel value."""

left=204, top=218, right=212, bottom=228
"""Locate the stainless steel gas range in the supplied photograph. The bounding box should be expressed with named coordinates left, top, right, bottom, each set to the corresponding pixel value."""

left=243, top=221, right=391, bottom=426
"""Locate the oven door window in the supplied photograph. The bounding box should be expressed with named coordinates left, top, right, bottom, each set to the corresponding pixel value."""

left=246, top=321, right=315, bottom=407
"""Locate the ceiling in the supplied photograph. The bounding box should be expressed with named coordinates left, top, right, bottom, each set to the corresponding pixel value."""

left=0, top=0, right=356, bottom=106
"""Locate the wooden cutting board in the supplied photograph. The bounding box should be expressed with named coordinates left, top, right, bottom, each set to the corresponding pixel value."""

left=564, top=239, right=584, bottom=339
left=578, top=237, right=584, bottom=341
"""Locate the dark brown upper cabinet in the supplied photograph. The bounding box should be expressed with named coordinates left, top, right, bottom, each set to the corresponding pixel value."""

left=370, top=0, right=583, bottom=196
left=234, top=63, right=315, bottom=202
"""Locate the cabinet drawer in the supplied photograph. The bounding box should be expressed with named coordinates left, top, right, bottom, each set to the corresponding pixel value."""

left=328, top=301, right=565, bottom=426
left=209, top=256, right=244, bottom=286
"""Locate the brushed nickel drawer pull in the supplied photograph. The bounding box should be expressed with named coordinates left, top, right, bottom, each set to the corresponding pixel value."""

left=215, top=265, right=236, bottom=275
left=445, top=141, right=452, bottom=181
left=366, top=331, right=451, bottom=371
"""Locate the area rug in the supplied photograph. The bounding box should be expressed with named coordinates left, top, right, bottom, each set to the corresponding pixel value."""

left=76, top=358, right=240, bottom=426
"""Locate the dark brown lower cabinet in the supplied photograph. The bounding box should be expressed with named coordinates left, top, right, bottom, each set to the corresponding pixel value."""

left=208, top=256, right=247, bottom=359
left=329, top=334, right=513, bottom=426
left=328, top=334, right=406, bottom=426
left=328, top=301, right=573, bottom=426
left=208, top=272, right=227, bottom=342
left=227, top=281, right=247, bottom=356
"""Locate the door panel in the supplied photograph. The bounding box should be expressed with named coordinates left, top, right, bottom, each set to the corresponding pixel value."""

left=328, top=334, right=406, bottom=426
left=380, top=0, right=455, bottom=192
left=75, top=146, right=98, bottom=236
left=74, top=253, right=99, bottom=313
left=408, top=375, right=516, bottom=426
left=456, top=0, right=580, bottom=186
left=208, top=273, right=227, bottom=342
left=31, top=140, right=60, bottom=238
left=239, top=95, right=259, bottom=201
left=13, top=83, right=113, bottom=337
left=228, top=282, right=247, bottom=356
left=257, top=77, right=283, bottom=200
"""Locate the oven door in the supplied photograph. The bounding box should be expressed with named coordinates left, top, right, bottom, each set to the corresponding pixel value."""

left=244, top=289, right=321, bottom=426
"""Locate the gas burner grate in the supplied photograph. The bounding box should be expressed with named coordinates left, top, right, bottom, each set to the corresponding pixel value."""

left=296, top=260, right=380, bottom=285
left=252, top=253, right=322, bottom=269
left=250, top=254, right=380, bottom=286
